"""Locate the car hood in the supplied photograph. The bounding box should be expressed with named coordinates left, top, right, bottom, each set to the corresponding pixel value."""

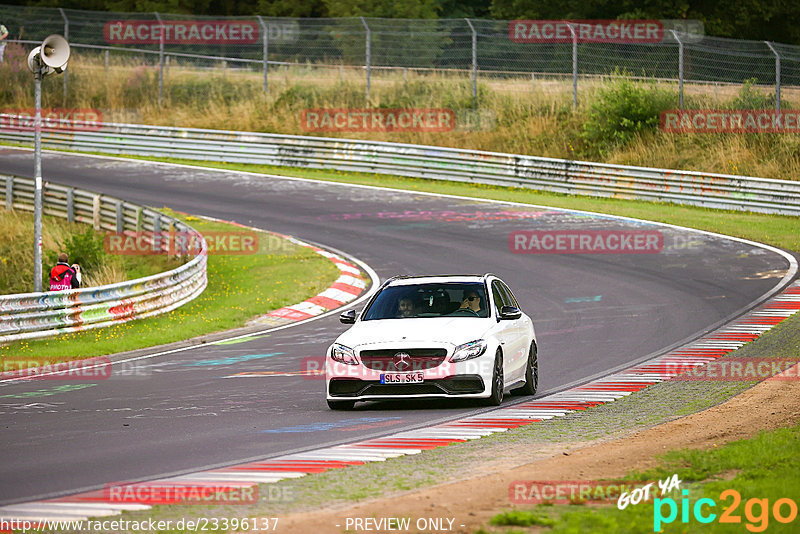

left=335, top=317, right=492, bottom=348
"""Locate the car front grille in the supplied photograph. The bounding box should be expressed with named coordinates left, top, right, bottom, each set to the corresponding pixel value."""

left=359, top=348, right=447, bottom=371
left=329, top=375, right=484, bottom=397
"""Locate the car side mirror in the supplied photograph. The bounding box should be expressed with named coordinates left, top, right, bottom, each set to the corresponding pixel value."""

left=339, top=309, right=357, bottom=324
left=499, top=305, right=522, bottom=320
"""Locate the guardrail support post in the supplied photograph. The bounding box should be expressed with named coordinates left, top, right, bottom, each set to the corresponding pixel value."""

left=257, top=16, right=269, bottom=93
left=671, top=30, right=684, bottom=110
left=153, top=213, right=162, bottom=252
left=66, top=188, right=74, bottom=223
left=360, top=17, right=371, bottom=103
left=765, top=41, right=781, bottom=116
left=92, top=195, right=101, bottom=231
left=154, top=12, right=165, bottom=106
left=465, top=18, right=477, bottom=108
left=568, top=23, right=578, bottom=110
left=115, top=201, right=124, bottom=233
left=5, top=177, right=12, bottom=211
left=59, top=8, right=69, bottom=106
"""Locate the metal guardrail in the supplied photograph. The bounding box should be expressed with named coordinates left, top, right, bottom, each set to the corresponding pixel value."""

left=1, top=116, right=799, bottom=216
left=0, top=174, right=208, bottom=344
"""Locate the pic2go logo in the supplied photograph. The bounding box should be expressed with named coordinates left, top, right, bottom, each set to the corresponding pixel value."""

left=654, top=489, right=798, bottom=532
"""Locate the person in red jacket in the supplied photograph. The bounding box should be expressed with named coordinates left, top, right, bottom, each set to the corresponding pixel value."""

left=49, top=253, right=81, bottom=291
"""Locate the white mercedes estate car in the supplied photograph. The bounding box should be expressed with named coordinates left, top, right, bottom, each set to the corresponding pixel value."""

left=326, top=274, right=538, bottom=410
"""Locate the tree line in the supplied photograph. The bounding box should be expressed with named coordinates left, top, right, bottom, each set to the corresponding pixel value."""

left=6, top=0, right=799, bottom=44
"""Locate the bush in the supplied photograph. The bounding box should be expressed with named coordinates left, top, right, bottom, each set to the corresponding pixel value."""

left=581, top=76, right=675, bottom=156
left=47, top=226, right=105, bottom=273
left=730, top=78, right=782, bottom=110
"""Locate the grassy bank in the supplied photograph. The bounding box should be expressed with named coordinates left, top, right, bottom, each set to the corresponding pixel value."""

left=1, top=46, right=799, bottom=181
left=0, top=209, right=341, bottom=363
left=0, top=207, right=181, bottom=294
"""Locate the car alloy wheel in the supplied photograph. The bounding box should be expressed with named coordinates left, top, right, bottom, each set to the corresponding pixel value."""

left=512, top=342, right=538, bottom=396
left=482, top=349, right=504, bottom=406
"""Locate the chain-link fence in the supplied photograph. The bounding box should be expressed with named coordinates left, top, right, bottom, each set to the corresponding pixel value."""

left=1, top=3, right=799, bottom=109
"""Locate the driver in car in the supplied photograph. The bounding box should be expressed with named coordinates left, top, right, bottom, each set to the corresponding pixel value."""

left=457, top=291, right=482, bottom=315
left=397, top=297, right=416, bottom=318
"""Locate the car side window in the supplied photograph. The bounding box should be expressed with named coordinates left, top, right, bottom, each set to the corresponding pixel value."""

left=499, top=282, right=519, bottom=308
left=491, top=280, right=510, bottom=315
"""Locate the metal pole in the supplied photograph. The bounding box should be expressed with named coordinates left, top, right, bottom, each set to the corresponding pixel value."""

left=257, top=16, right=268, bottom=93
left=465, top=18, right=477, bottom=108
left=59, top=8, right=69, bottom=106
left=155, top=12, right=164, bottom=105
left=33, top=68, right=43, bottom=292
left=568, top=23, right=577, bottom=110
left=765, top=41, right=781, bottom=116
left=672, top=30, right=684, bottom=110
left=360, top=17, right=371, bottom=103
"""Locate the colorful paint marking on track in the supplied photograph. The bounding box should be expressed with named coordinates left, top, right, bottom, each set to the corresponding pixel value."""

left=1, top=280, right=797, bottom=523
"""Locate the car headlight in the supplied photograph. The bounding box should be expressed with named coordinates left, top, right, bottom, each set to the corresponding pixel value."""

left=330, top=343, right=359, bottom=365
left=450, top=339, right=487, bottom=362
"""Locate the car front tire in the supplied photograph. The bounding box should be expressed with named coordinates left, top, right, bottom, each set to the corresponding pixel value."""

left=511, top=342, right=538, bottom=396
left=481, top=349, right=504, bottom=406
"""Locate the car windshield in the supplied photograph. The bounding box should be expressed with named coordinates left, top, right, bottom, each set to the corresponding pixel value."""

left=362, top=282, right=489, bottom=320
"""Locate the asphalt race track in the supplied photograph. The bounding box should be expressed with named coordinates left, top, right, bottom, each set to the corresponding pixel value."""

left=0, top=148, right=794, bottom=505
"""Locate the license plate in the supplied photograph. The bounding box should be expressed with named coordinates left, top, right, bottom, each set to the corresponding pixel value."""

left=380, top=372, right=424, bottom=384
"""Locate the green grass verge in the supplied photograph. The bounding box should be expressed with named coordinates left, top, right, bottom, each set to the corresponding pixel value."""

left=490, top=423, right=800, bottom=533
left=83, top=154, right=800, bottom=253
left=0, top=209, right=340, bottom=364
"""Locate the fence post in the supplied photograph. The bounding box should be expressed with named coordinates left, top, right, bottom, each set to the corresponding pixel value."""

left=257, top=16, right=269, bottom=93
left=568, top=23, right=577, bottom=110
left=153, top=213, right=162, bottom=252
left=154, top=12, right=165, bottom=105
left=104, top=48, right=109, bottom=72
left=671, top=30, right=684, bottom=110
left=115, top=201, right=124, bottom=233
left=66, top=188, right=74, bottom=223
left=531, top=72, right=535, bottom=91
left=92, top=194, right=101, bottom=231
left=5, top=176, right=12, bottom=211
left=360, top=16, right=371, bottom=103
left=765, top=41, right=781, bottom=116
left=59, top=8, right=69, bottom=106
left=465, top=18, right=477, bottom=108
